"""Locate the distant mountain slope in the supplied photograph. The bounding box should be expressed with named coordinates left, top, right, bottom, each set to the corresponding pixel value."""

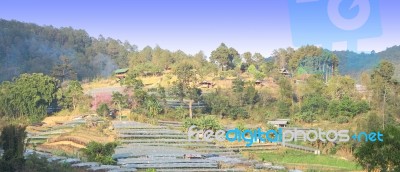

left=378, top=45, right=400, bottom=80
left=333, top=46, right=400, bottom=81
left=0, top=19, right=136, bottom=81
left=0, top=19, right=399, bottom=82
left=333, top=51, right=380, bottom=80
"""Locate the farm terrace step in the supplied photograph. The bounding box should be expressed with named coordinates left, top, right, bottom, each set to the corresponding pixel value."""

left=157, top=169, right=245, bottom=172
left=125, top=162, right=219, bottom=169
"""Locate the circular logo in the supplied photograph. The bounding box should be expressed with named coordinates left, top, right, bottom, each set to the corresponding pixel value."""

left=328, top=0, right=371, bottom=30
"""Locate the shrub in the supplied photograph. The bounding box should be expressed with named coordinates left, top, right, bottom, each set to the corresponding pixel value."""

left=0, top=125, right=26, bottom=172
left=335, top=116, right=349, bottom=124
left=81, top=141, right=118, bottom=165
left=146, top=168, right=157, bottom=172
left=228, top=107, right=249, bottom=120
left=144, top=95, right=163, bottom=117
left=183, top=116, right=222, bottom=131
left=23, top=153, right=77, bottom=172
left=301, top=94, right=328, bottom=115
left=203, top=92, right=230, bottom=118
left=236, top=122, right=246, bottom=131
left=277, top=100, right=291, bottom=117
left=297, top=111, right=316, bottom=123
left=328, top=97, right=370, bottom=118
left=96, top=103, right=110, bottom=117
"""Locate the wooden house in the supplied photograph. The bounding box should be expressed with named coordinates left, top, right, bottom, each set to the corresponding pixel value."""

left=279, top=68, right=291, bottom=77
left=114, top=68, right=129, bottom=80
left=267, top=119, right=290, bottom=128
left=255, top=80, right=265, bottom=86
left=199, top=81, right=215, bottom=88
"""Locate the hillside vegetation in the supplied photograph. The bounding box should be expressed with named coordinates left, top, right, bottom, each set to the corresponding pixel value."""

left=1, top=19, right=400, bottom=171
left=2, top=19, right=400, bottom=82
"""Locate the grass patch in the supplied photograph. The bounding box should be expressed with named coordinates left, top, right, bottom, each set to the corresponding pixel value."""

left=256, top=149, right=361, bottom=171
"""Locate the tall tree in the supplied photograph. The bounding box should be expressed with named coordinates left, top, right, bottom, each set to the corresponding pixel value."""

left=59, top=80, right=84, bottom=110
left=325, top=76, right=356, bottom=100
left=277, top=77, right=293, bottom=116
left=354, top=125, right=400, bottom=171
left=252, top=53, right=264, bottom=66
left=370, top=61, right=395, bottom=129
left=272, top=47, right=295, bottom=69
left=172, top=61, right=200, bottom=118
left=210, top=43, right=239, bottom=71
left=121, top=72, right=146, bottom=108
left=174, top=61, right=197, bottom=91
left=243, top=52, right=253, bottom=65
left=0, top=125, right=27, bottom=172
left=187, top=87, right=202, bottom=118
left=51, top=56, right=77, bottom=83
left=0, top=73, right=59, bottom=121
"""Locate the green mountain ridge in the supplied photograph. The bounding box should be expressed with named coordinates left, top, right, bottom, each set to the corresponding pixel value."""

left=0, top=19, right=136, bottom=81
left=1, top=19, right=399, bottom=82
left=334, top=46, right=400, bottom=81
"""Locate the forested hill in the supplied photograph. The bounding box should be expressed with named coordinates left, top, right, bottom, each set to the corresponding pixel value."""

left=0, top=19, right=136, bottom=81
left=378, top=45, right=400, bottom=80
left=333, top=51, right=380, bottom=80
left=1, top=19, right=399, bottom=82
left=334, top=46, right=400, bottom=81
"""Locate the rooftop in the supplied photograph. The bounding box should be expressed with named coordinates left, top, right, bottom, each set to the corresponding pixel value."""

left=114, top=68, right=129, bottom=74
left=267, top=120, right=289, bottom=125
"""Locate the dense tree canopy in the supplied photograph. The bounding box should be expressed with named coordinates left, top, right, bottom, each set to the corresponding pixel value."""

left=0, top=19, right=136, bottom=81
left=0, top=73, right=59, bottom=121
left=210, top=43, right=239, bottom=71
left=1, top=19, right=400, bottom=171
left=0, top=125, right=27, bottom=172
left=354, top=125, right=400, bottom=171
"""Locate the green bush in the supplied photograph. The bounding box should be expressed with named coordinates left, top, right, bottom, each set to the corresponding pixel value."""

left=301, top=94, right=328, bottom=115
left=23, top=153, right=77, bottom=172
left=96, top=103, right=110, bottom=117
left=163, top=107, right=186, bottom=120
left=335, top=116, right=349, bottom=124
left=228, top=107, right=249, bottom=120
left=277, top=100, right=291, bottom=117
left=297, top=111, right=316, bottom=123
left=81, top=141, right=118, bottom=165
left=144, top=95, right=163, bottom=117
left=236, top=122, right=246, bottom=131
left=328, top=97, right=369, bottom=118
left=203, top=92, right=230, bottom=118
left=183, top=116, right=222, bottom=131
left=0, top=125, right=75, bottom=172
left=0, top=125, right=26, bottom=172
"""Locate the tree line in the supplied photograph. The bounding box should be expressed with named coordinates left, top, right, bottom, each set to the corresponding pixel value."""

left=0, top=19, right=135, bottom=81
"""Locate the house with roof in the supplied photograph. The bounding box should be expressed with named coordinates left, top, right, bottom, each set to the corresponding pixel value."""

left=280, top=68, right=291, bottom=77
left=198, top=80, right=215, bottom=88
left=355, top=84, right=368, bottom=93
left=255, top=80, right=263, bottom=86
left=114, top=68, right=129, bottom=80
left=267, top=119, right=290, bottom=128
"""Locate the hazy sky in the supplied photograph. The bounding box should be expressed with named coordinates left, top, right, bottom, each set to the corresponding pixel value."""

left=0, top=0, right=399, bottom=56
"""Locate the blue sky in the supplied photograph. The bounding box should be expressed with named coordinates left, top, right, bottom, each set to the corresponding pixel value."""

left=0, top=0, right=399, bottom=56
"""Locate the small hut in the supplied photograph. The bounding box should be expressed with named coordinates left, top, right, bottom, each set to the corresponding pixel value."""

left=114, top=68, right=129, bottom=80
left=199, top=81, right=215, bottom=88
left=279, top=68, right=291, bottom=77
left=267, top=119, right=290, bottom=128
left=255, top=80, right=264, bottom=86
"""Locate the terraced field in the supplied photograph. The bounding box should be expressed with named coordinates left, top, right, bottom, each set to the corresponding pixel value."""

left=112, top=120, right=285, bottom=172
left=24, top=117, right=293, bottom=171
